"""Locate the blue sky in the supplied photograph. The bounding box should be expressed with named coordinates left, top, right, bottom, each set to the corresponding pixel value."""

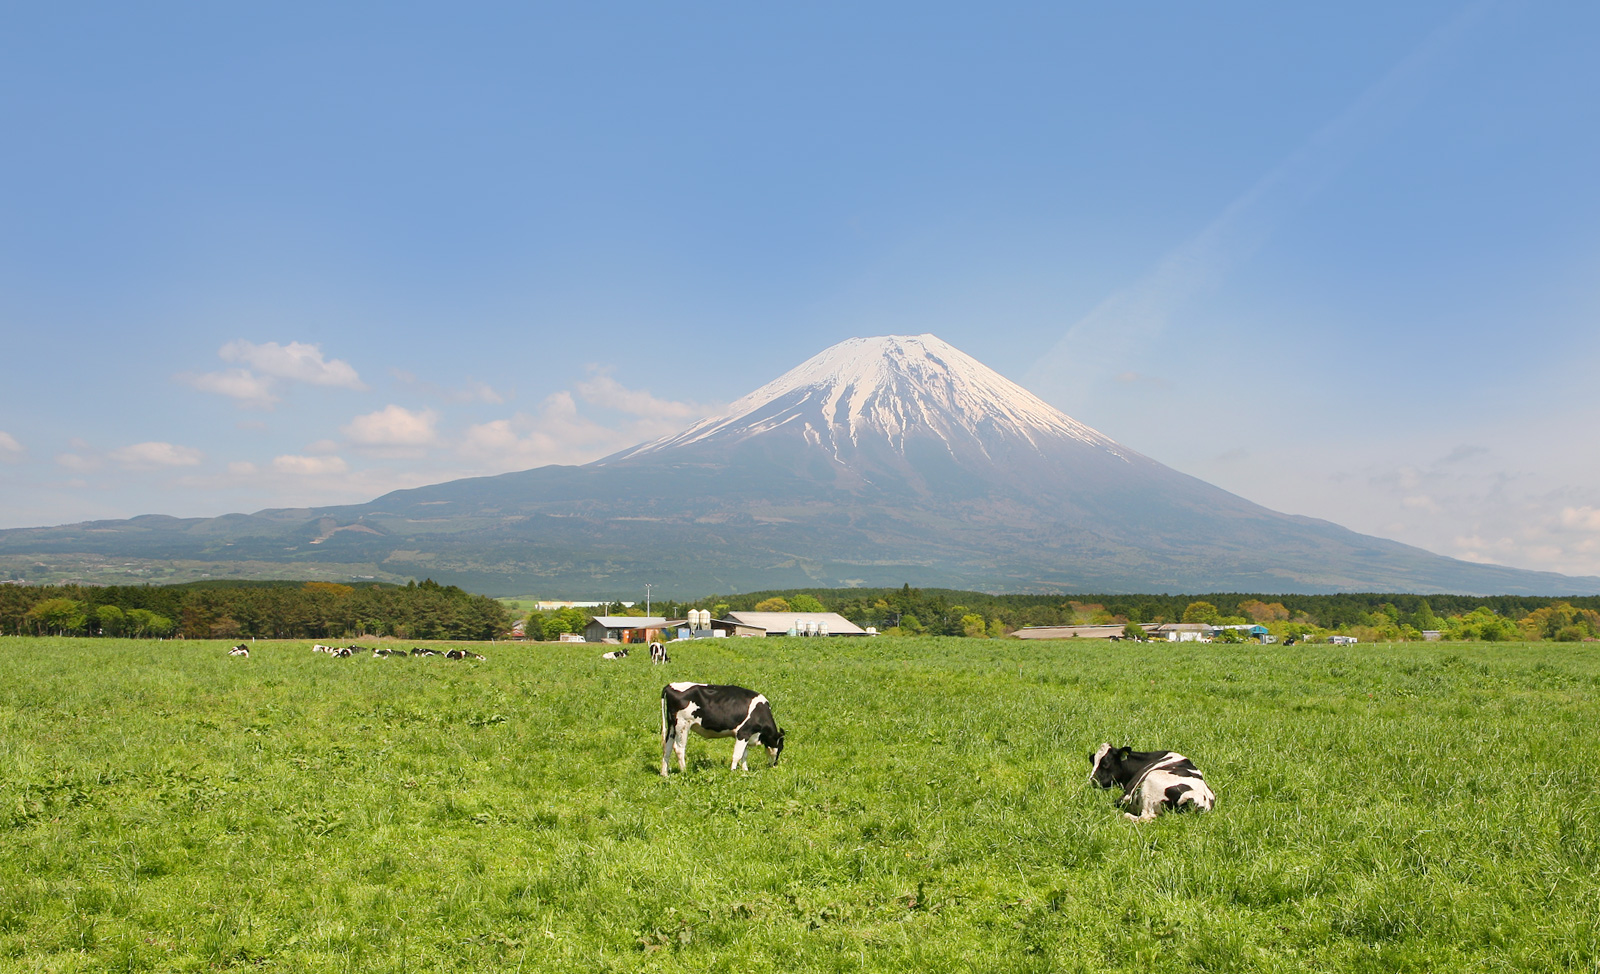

left=3, top=2, right=1599, bottom=578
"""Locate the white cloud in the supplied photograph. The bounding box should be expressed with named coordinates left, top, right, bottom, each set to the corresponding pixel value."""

left=177, top=368, right=279, bottom=407
left=342, top=405, right=440, bottom=452
left=574, top=368, right=708, bottom=420
left=0, top=431, right=22, bottom=461
left=457, top=392, right=649, bottom=470
left=272, top=454, right=350, bottom=476
left=109, top=441, right=205, bottom=469
left=1559, top=506, right=1600, bottom=532
left=179, top=340, right=365, bottom=409
left=220, top=340, right=366, bottom=390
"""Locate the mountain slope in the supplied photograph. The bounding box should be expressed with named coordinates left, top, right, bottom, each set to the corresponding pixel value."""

left=3, top=334, right=1597, bottom=597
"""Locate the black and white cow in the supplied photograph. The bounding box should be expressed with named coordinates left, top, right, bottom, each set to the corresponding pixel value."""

left=660, top=682, right=784, bottom=776
left=228, top=645, right=250, bottom=657
left=1088, top=744, right=1215, bottom=822
left=601, top=648, right=630, bottom=660
left=446, top=649, right=486, bottom=660
left=411, top=647, right=441, bottom=657
left=649, top=641, right=669, bottom=665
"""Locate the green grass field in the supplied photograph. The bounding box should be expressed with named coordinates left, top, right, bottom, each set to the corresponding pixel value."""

left=2, top=635, right=1597, bottom=972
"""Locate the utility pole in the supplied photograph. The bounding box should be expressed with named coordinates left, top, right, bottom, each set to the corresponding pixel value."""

left=645, top=583, right=652, bottom=617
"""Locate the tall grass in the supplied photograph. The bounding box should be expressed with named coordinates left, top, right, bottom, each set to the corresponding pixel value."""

left=1, top=635, right=1596, bottom=971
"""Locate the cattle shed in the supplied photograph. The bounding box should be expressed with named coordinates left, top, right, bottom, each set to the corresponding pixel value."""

left=723, top=611, right=869, bottom=636
left=669, top=617, right=768, bottom=639
left=1012, top=624, right=1135, bottom=640
left=585, top=616, right=672, bottom=644
left=1150, top=623, right=1215, bottom=642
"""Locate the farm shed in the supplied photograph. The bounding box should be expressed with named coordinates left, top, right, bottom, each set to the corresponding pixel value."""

left=1011, top=624, right=1135, bottom=640
left=585, top=616, right=672, bottom=644
left=1149, top=623, right=1215, bottom=642
left=724, top=611, right=869, bottom=636
left=670, top=617, right=768, bottom=639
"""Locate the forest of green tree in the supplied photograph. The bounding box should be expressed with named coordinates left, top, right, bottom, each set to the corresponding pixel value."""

left=8, top=578, right=1600, bottom=645
left=0, top=579, right=510, bottom=641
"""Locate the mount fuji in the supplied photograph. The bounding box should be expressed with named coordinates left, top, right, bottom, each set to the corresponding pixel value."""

left=4, top=334, right=1597, bottom=597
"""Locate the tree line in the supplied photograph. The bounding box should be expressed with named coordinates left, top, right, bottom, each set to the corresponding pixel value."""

left=643, top=586, right=1600, bottom=642
left=0, top=579, right=510, bottom=641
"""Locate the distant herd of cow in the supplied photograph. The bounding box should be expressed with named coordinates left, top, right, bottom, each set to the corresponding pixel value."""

left=226, top=643, right=485, bottom=660
left=225, top=637, right=1213, bottom=822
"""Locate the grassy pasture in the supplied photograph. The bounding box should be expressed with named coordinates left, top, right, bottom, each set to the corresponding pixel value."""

left=1, top=635, right=1597, bottom=972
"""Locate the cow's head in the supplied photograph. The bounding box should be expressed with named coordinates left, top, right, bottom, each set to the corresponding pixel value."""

left=767, top=727, right=785, bottom=766
left=1088, top=743, right=1129, bottom=789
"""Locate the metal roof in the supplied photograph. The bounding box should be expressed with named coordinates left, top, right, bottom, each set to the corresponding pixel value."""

left=724, top=611, right=867, bottom=635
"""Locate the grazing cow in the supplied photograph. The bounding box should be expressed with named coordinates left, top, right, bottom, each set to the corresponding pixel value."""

left=649, top=641, right=670, bottom=664
left=1088, top=744, right=1215, bottom=823
left=660, top=682, right=784, bottom=776
left=601, top=648, right=630, bottom=660
left=445, top=649, right=486, bottom=660
left=228, top=645, right=249, bottom=657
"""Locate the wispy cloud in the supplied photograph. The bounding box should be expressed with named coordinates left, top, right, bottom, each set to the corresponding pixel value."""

left=0, top=431, right=22, bottom=461
left=341, top=405, right=440, bottom=456
left=108, top=441, right=205, bottom=469
left=220, top=340, right=366, bottom=389
left=178, top=340, right=366, bottom=409
left=456, top=377, right=717, bottom=474
left=393, top=369, right=506, bottom=404
left=272, top=454, right=350, bottom=476
left=1024, top=1, right=1495, bottom=415
left=574, top=367, right=710, bottom=420
left=178, top=367, right=279, bottom=407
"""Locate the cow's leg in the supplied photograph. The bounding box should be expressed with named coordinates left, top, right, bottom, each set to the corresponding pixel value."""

left=674, top=721, right=690, bottom=772
left=660, top=699, right=675, bottom=777
left=730, top=737, right=749, bottom=771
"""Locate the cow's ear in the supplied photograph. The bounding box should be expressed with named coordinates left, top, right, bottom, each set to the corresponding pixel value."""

left=1118, top=746, right=1132, bottom=759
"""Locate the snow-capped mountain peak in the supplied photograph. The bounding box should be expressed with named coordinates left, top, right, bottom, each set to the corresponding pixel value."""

left=603, top=334, right=1126, bottom=464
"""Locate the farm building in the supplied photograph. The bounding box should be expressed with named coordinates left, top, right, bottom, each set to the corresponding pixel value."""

left=584, top=616, right=672, bottom=644
left=1011, top=624, right=1135, bottom=640
left=1149, top=623, right=1216, bottom=642
left=723, top=611, right=870, bottom=636
left=670, top=616, right=768, bottom=639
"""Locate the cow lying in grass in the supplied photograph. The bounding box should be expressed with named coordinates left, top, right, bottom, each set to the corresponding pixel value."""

left=601, top=648, right=630, bottom=660
left=660, top=682, right=784, bottom=776
left=1088, top=743, right=1215, bottom=823
left=228, top=645, right=249, bottom=657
